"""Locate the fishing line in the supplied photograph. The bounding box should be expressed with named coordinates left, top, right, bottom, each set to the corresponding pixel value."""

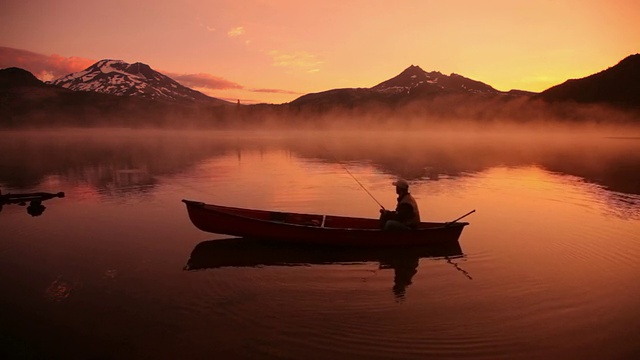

left=321, top=144, right=385, bottom=210
left=335, top=160, right=386, bottom=210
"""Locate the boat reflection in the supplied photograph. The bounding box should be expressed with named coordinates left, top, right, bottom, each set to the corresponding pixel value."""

left=0, top=190, right=65, bottom=217
left=185, top=237, right=465, bottom=300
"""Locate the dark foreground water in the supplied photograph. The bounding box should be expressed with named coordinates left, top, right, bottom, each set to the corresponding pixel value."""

left=1, top=129, right=639, bottom=360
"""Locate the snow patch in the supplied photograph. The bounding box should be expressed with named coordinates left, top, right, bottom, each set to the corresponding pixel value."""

left=61, top=69, right=90, bottom=82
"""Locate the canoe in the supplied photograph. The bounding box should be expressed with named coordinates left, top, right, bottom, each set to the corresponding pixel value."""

left=182, top=200, right=470, bottom=247
left=185, top=237, right=464, bottom=270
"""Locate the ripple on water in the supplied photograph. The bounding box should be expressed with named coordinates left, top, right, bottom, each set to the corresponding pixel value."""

left=543, top=202, right=640, bottom=274
left=179, top=260, right=525, bottom=360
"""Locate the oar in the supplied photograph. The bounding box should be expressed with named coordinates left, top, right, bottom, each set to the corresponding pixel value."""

left=445, top=209, right=476, bottom=226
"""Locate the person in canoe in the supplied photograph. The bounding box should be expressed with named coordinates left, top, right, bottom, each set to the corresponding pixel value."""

left=379, top=179, right=421, bottom=230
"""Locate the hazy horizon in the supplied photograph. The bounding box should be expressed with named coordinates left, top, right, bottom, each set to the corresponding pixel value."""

left=1, top=0, right=638, bottom=103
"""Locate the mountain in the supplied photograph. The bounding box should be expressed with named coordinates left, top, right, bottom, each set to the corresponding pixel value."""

left=0, top=67, right=46, bottom=88
left=0, top=67, right=230, bottom=127
left=49, top=59, right=230, bottom=105
left=538, top=54, right=640, bottom=108
left=4, top=54, right=639, bottom=128
left=372, top=65, right=499, bottom=95
left=289, top=65, right=508, bottom=109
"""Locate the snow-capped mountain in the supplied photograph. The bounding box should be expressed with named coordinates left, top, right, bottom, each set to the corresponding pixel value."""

left=372, top=65, right=499, bottom=95
left=1, top=66, right=232, bottom=127
left=50, top=60, right=228, bottom=104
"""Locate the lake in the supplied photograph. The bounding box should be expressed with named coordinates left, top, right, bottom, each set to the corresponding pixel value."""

left=1, top=128, right=639, bottom=360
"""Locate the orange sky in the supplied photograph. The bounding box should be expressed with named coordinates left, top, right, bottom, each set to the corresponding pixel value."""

left=1, top=0, right=638, bottom=104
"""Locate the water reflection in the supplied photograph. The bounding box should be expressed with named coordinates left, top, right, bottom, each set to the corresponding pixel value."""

left=287, top=134, right=640, bottom=195
left=0, top=190, right=65, bottom=216
left=0, top=131, right=231, bottom=190
left=185, top=237, right=465, bottom=300
left=1, top=131, right=638, bottom=197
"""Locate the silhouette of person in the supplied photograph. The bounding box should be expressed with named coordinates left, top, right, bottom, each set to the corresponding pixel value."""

left=380, top=254, right=420, bottom=301
left=379, top=178, right=421, bottom=230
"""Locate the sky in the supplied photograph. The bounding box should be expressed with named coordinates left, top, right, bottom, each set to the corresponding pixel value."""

left=0, top=0, right=638, bottom=104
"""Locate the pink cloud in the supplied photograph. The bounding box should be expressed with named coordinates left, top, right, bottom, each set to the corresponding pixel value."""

left=249, top=88, right=301, bottom=95
left=0, top=46, right=94, bottom=81
left=0, top=46, right=301, bottom=99
left=227, top=26, right=245, bottom=38
left=167, top=72, right=243, bottom=90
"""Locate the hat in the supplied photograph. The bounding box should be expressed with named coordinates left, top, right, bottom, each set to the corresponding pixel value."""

left=392, top=179, right=409, bottom=189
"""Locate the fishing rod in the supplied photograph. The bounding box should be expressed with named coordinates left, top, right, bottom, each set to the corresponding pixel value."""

left=334, top=160, right=386, bottom=210
left=322, top=145, right=385, bottom=210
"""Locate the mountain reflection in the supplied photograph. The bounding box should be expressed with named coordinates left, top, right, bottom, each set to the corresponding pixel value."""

left=1, top=130, right=638, bottom=197
left=185, top=237, right=465, bottom=300
left=0, top=130, right=229, bottom=190
left=284, top=133, right=640, bottom=195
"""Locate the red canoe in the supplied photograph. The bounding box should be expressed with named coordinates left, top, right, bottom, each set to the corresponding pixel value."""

left=182, top=200, right=470, bottom=247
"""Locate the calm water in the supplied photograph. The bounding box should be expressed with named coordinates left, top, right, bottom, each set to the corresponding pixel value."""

left=1, top=129, right=639, bottom=360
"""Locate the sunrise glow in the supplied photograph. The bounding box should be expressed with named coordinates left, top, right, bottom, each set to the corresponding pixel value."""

left=1, top=0, right=638, bottom=104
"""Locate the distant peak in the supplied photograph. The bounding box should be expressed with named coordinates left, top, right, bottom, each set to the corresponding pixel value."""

left=94, top=59, right=125, bottom=67
left=84, top=60, right=158, bottom=79
left=48, top=57, right=228, bottom=104
left=403, top=64, right=425, bottom=72
left=129, top=62, right=153, bottom=71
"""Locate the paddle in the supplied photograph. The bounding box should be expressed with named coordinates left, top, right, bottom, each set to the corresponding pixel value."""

left=445, top=209, right=476, bottom=227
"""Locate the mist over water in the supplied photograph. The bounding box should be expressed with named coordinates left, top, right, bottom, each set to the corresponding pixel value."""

left=2, top=126, right=639, bottom=196
left=1, top=127, right=639, bottom=359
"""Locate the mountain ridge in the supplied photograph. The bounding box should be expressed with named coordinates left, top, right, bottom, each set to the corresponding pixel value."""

left=371, top=65, right=500, bottom=95
left=537, top=54, right=640, bottom=108
left=0, top=67, right=49, bottom=88
left=289, top=64, right=509, bottom=109
left=0, top=66, right=228, bottom=127
left=2, top=53, right=639, bottom=127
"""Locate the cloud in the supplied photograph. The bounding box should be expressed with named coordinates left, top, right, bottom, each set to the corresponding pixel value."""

left=0, top=46, right=94, bottom=81
left=249, top=88, right=301, bottom=95
left=227, top=26, right=245, bottom=37
left=167, top=72, right=243, bottom=90
left=195, top=17, right=216, bottom=32
left=269, top=50, right=323, bottom=70
left=0, top=46, right=301, bottom=102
